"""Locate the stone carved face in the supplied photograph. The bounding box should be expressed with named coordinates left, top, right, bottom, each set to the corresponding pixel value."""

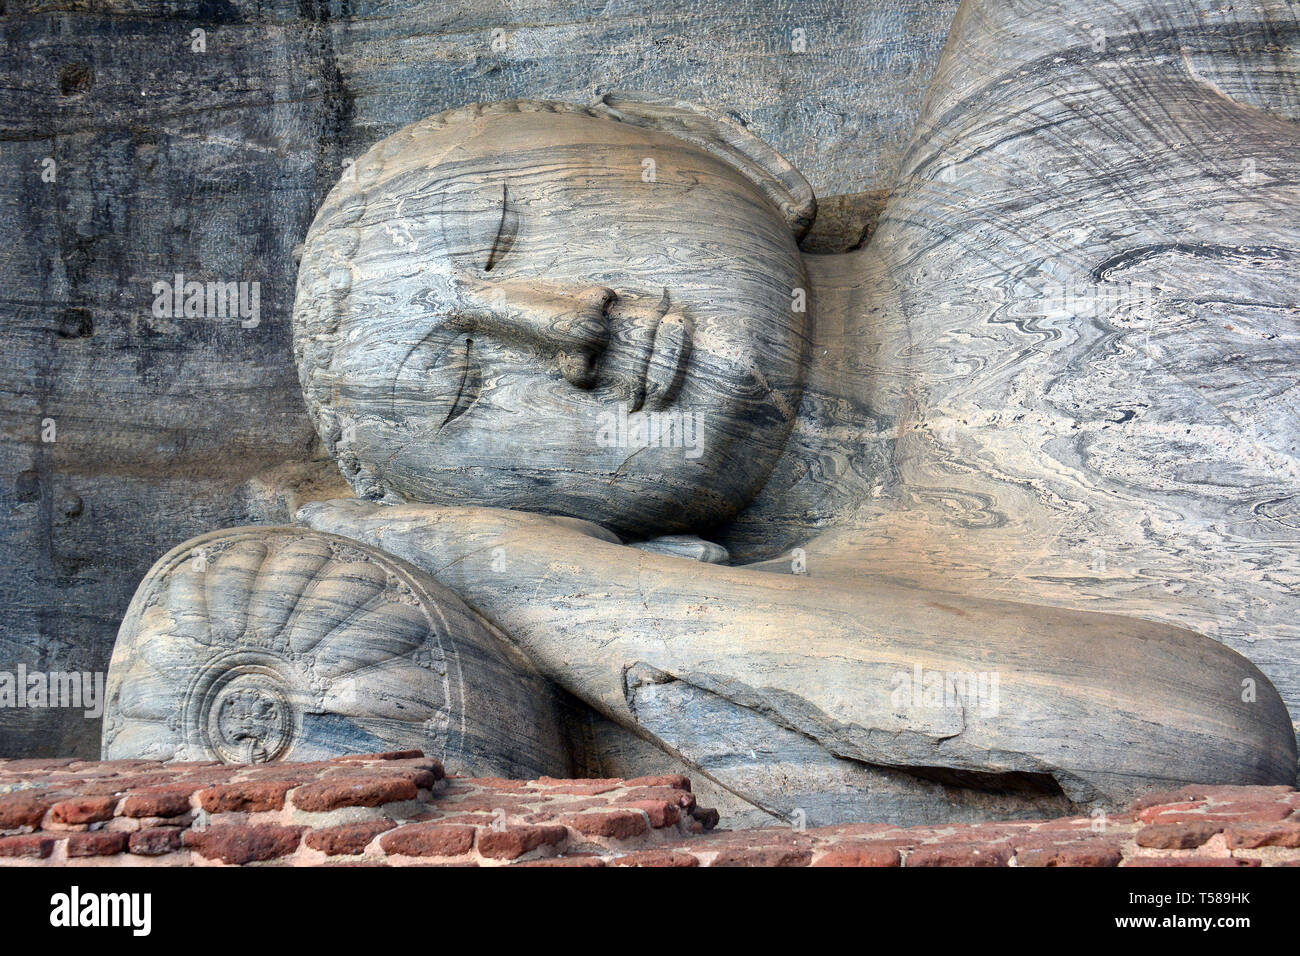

left=294, top=100, right=813, bottom=538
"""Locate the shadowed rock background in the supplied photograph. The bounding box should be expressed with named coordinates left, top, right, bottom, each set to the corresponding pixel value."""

left=0, top=0, right=960, bottom=757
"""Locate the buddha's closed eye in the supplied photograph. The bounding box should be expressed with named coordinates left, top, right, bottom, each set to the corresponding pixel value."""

left=483, top=184, right=518, bottom=273
left=390, top=330, right=482, bottom=431
left=434, top=336, right=481, bottom=427
left=439, top=181, right=518, bottom=273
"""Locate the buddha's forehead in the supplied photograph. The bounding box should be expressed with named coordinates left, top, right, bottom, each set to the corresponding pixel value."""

left=455, top=109, right=649, bottom=152
left=383, top=110, right=755, bottom=222
left=354, top=110, right=788, bottom=289
left=432, top=110, right=708, bottom=176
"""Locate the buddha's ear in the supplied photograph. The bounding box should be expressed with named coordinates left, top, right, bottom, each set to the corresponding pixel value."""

left=592, top=93, right=817, bottom=242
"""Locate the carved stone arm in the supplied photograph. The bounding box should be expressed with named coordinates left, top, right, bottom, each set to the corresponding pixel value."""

left=298, top=499, right=1297, bottom=808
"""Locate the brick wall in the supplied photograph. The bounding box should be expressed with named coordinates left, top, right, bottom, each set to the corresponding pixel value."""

left=2, top=751, right=1297, bottom=867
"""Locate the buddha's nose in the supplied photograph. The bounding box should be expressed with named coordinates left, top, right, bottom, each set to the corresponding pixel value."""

left=458, top=278, right=615, bottom=389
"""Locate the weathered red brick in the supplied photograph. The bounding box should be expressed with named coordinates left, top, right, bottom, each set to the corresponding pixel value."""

left=1136, top=800, right=1206, bottom=823
left=405, top=765, right=447, bottom=784
left=439, top=795, right=544, bottom=815
left=305, top=820, right=397, bottom=856
left=477, top=824, right=568, bottom=860
left=623, top=799, right=679, bottom=828
left=1135, top=821, right=1223, bottom=849
left=1131, top=785, right=1293, bottom=814
left=813, top=844, right=902, bottom=867
left=49, top=795, right=117, bottom=825
left=128, top=827, right=185, bottom=856
left=711, top=846, right=813, bottom=867
left=1032, top=817, right=1101, bottom=832
left=1200, top=785, right=1294, bottom=800
left=237, top=761, right=336, bottom=781
left=1126, top=856, right=1259, bottom=867
left=291, top=776, right=417, bottom=812
left=0, top=758, right=77, bottom=772
left=1223, top=823, right=1300, bottom=849
left=533, top=776, right=622, bottom=795
left=433, top=813, right=499, bottom=827
left=184, top=824, right=305, bottom=864
left=97, top=772, right=193, bottom=791
left=67, top=830, right=129, bottom=857
left=1198, top=802, right=1294, bottom=822
left=121, top=784, right=200, bottom=818
left=328, top=765, right=441, bottom=789
left=1148, top=808, right=1291, bottom=825
left=609, top=850, right=700, bottom=867
left=379, top=823, right=476, bottom=858
left=616, top=786, right=696, bottom=811
left=520, top=799, right=612, bottom=821
left=816, top=822, right=905, bottom=839
left=0, top=834, right=54, bottom=858
left=198, top=779, right=297, bottom=813
left=20, top=757, right=1300, bottom=869
left=1016, top=844, right=1122, bottom=867
left=562, top=809, right=648, bottom=840
left=166, top=767, right=240, bottom=785
left=0, top=793, right=51, bottom=829
left=407, top=770, right=443, bottom=790
left=66, top=780, right=132, bottom=797
left=675, top=827, right=802, bottom=850
left=906, top=842, right=1013, bottom=866
left=1007, top=832, right=1070, bottom=853
left=1129, top=790, right=1187, bottom=814
left=68, top=759, right=158, bottom=773
left=455, top=777, right=533, bottom=791
left=512, top=855, right=606, bottom=867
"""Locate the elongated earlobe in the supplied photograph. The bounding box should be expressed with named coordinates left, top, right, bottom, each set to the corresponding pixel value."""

left=592, top=92, right=817, bottom=241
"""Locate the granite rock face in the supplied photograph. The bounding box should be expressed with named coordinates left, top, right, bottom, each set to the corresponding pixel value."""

left=0, top=0, right=960, bottom=758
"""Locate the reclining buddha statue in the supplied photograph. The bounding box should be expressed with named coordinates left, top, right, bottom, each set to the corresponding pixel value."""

left=103, top=0, right=1300, bottom=827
